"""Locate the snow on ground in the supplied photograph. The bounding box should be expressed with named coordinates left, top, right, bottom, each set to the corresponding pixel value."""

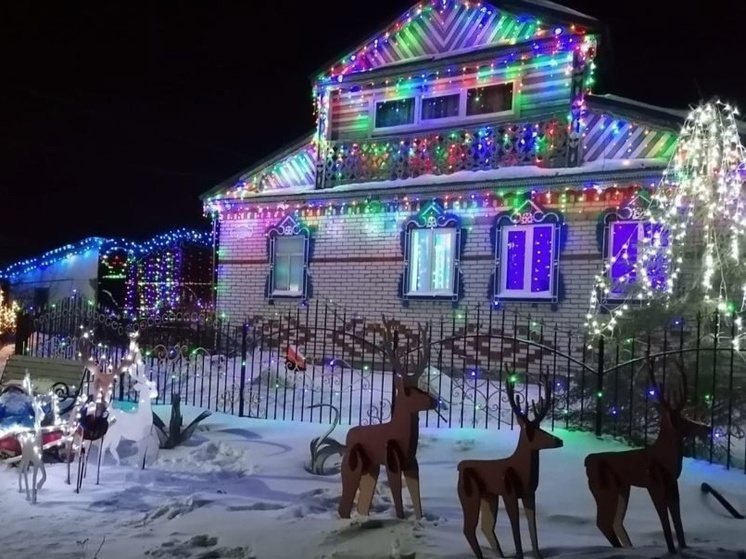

left=1, top=407, right=745, bottom=559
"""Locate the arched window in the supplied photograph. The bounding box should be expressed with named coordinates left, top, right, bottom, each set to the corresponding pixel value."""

left=266, top=215, right=311, bottom=301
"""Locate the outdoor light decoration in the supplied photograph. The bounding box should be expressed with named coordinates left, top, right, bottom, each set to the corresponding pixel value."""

left=586, top=101, right=746, bottom=339
left=0, top=289, right=20, bottom=334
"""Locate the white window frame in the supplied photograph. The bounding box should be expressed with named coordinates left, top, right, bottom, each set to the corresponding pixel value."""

left=407, top=227, right=458, bottom=297
left=271, top=236, right=306, bottom=297
left=369, top=79, right=516, bottom=135
left=497, top=223, right=557, bottom=300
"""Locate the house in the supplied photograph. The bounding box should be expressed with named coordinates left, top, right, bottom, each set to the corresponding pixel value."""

left=1, top=229, right=215, bottom=314
left=201, top=0, right=685, bottom=343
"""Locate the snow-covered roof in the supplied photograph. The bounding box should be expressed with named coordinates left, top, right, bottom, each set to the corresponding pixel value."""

left=207, top=158, right=667, bottom=207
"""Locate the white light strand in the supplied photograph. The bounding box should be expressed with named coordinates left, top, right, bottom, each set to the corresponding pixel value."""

left=586, top=101, right=746, bottom=341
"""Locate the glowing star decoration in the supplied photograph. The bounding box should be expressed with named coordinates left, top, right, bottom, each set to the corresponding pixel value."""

left=17, top=377, right=48, bottom=504
left=586, top=101, right=746, bottom=340
left=100, top=335, right=158, bottom=466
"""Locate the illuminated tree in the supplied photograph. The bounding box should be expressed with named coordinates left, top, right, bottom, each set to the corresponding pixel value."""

left=0, top=289, right=19, bottom=337
left=586, top=101, right=746, bottom=342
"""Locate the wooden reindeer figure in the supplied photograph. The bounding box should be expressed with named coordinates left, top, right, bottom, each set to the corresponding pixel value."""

left=18, top=384, right=48, bottom=504
left=100, top=339, right=158, bottom=466
left=457, top=371, right=562, bottom=559
left=585, top=356, right=710, bottom=554
left=338, top=317, right=438, bottom=520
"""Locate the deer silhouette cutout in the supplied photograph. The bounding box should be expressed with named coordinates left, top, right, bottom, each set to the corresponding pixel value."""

left=18, top=382, right=48, bottom=504
left=457, top=371, right=562, bottom=559
left=585, top=355, right=710, bottom=553
left=338, top=317, right=438, bottom=520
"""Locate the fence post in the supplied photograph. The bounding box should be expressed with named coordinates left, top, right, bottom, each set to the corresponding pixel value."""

left=238, top=322, right=249, bottom=418
left=595, top=335, right=605, bottom=437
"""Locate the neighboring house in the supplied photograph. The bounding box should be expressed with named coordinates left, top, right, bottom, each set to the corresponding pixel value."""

left=201, top=0, right=686, bottom=339
left=1, top=229, right=214, bottom=314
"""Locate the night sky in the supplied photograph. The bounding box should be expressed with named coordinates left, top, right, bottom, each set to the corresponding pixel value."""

left=1, top=0, right=744, bottom=266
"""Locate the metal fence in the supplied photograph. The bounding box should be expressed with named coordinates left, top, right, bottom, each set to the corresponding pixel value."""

left=14, top=297, right=746, bottom=471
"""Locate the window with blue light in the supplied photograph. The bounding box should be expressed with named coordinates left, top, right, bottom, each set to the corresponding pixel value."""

left=267, top=215, right=311, bottom=300
left=606, top=220, right=669, bottom=299
left=493, top=201, right=562, bottom=302
left=400, top=201, right=462, bottom=303
left=375, top=98, right=416, bottom=129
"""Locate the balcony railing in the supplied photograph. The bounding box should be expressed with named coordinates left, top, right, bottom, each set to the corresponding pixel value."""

left=318, top=117, right=570, bottom=189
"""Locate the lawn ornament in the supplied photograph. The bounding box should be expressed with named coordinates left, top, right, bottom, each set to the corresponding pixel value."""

left=305, top=403, right=345, bottom=476
left=17, top=383, right=48, bottom=504
left=338, top=317, right=438, bottom=520
left=285, top=344, right=307, bottom=371
left=457, top=371, right=561, bottom=559
left=585, top=356, right=710, bottom=554
left=100, top=337, right=158, bottom=466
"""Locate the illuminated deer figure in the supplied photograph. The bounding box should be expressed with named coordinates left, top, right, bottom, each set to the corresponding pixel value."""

left=457, top=372, right=562, bottom=559
left=18, top=375, right=48, bottom=504
left=78, top=331, right=118, bottom=405
left=100, top=337, right=158, bottom=466
left=585, top=356, right=710, bottom=553
left=338, top=317, right=438, bottom=520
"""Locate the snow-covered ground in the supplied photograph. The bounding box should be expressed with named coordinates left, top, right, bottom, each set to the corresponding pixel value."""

left=1, top=408, right=744, bottom=559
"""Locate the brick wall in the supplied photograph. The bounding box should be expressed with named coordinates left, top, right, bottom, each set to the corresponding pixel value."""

left=216, top=198, right=611, bottom=341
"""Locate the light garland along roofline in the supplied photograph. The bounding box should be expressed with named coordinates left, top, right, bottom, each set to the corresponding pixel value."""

left=204, top=159, right=668, bottom=212
left=1, top=228, right=214, bottom=281
left=313, top=0, right=599, bottom=84
left=316, top=34, right=587, bottom=90
left=208, top=167, right=666, bottom=219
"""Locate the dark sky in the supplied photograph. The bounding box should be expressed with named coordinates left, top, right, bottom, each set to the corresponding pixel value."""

left=1, top=0, right=745, bottom=266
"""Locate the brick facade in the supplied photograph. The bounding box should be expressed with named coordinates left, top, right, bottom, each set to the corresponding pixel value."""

left=216, top=197, right=611, bottom=334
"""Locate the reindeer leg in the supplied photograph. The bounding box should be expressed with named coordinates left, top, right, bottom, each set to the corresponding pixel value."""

left=587, top=460, right=622, bottom=548
left=36, top=460, right=47, bottom=491
left=503, top=491, right=524, bottom=559
left=613, top=485, right=632, bottom=547
left=480, top=495, right=504, bottom=558
left=76, top=444, right=86, bottom=493
left=96, top=435, right=105, bottom=485
left=522, top=492, right=542, bottom=559
left=18, top=461, right=24, bottom=494
left=385, top=441, right=406, bottom=519
left=457, top=469, right=485, bottom=559
left=31, top=465, right=38, bottom=504
left=403, top=457, right=422, bottom=520
left=357, top=464, right=380, bottom=516
left=83, top=440, right=92, bottom=478
left=338, top=444, right=366, bottom=519
left=647, top=469, right=676, bottom=554
left=667, top=480, right=686, bottom=551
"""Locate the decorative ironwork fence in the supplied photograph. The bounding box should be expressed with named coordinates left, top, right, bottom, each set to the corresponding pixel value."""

left=13, top=297, right=746, bottom=471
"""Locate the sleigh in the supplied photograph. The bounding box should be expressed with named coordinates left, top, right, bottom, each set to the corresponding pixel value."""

left=284, top=345, right=352, bottom=372
left=0, top=428, right=66, bottom=464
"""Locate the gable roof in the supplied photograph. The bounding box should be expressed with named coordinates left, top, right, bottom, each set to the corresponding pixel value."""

left=199, top=134, right=317, bottom=202
left=314, top=0, right=599, bottom=83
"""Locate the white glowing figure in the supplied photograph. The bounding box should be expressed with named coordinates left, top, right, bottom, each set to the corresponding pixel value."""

left=101, top=335, right=158, bottom=465
left=17, top=374, right=47, bottom=504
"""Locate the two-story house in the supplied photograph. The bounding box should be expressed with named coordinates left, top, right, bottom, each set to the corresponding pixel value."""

left=201, top=0, right=683, bottom=343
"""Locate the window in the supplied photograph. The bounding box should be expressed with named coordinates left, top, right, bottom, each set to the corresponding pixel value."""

left=421, top=94, right=460, bottom=121
left=408, top=228, right=457, bottom=295
left=493, top=201, right=562, bottom=303
left=607, top=221, right=669, bottom=299
left=371, top=81, right=515, bottom=132
left=375, top=98, right=416, bottom=128
left=266, top=215, right=311, bottom=301
left=466, top=83, right=514, bottom=117
left=498, top=224, right=556, bottom=299
left=400, top=201, right=463, bottom=304
left=272, top=237, right=305, bottom=294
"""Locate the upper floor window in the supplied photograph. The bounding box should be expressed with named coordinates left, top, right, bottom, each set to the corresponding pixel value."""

left=421, top=94, right=460, bottom=121
left=375, top=98, right=416, bottom=128
left=493, top=200, right=562, bottom=302
left=266, top=215, right=311, bottom=300
left=401, top=201, right=463, bottom=303
left=466, top=83, right=514, bottom=117
left=372, top=80, right=515, bottom=132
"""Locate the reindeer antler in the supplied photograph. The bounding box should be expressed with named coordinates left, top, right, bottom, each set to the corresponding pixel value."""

left=505, top=366, right=553, bottom=426
left=646, top=355, right=689, bottom=412
left=406, top=322, right=432, bottom=387
left=380, top=314, right=404, bottom=376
